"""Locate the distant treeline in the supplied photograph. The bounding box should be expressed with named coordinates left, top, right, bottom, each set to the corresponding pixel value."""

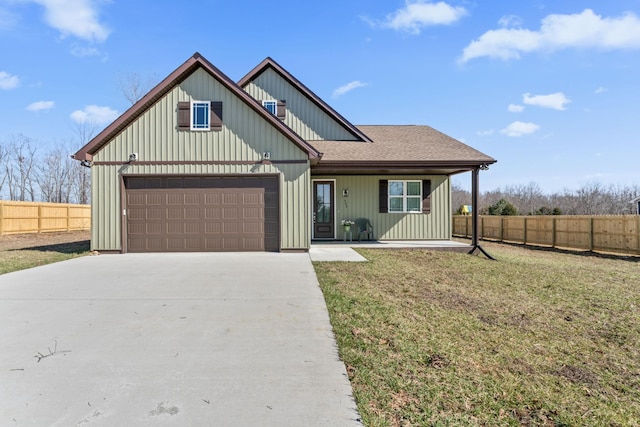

left=0, top=134, right=90, bottom=204
left=453, top=182, right=639, bottom=215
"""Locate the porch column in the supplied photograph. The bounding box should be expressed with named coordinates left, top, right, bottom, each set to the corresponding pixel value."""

left=469, top=166, right=495, bottom=260
left=472, top=167, right=479, bottom=247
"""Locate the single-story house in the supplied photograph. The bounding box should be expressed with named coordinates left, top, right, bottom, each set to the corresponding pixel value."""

left=73, top=53, right=496, bottom=253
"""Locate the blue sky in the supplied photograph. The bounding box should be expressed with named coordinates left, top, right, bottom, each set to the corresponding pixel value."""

left=1, top=0, right=639, bottom=193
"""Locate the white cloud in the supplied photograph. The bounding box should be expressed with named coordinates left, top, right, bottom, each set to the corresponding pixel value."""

left=508, top=104, right=524, bottom=112
left=500, top=121, right=540, bottom=137
left=498, top=15, right=523, bottom=28
left=595, top=86, right=607, bottom=94
left=477, top=129, right=494, bottom=136
left=70, top=45, right=100, bottom=57
left=332, top=80, right=368, bottom=98
left=523, top=92, right=571, bottom=110
left=0, top=7, right=18, bottom=30
left=0, top=71, right=19, bottom=89
left=460, top=9, right=640, bottom=62
left=70, top=105, right=118, bottom=125
left=26, top=100, right=54, bottom=111
left=30, top=0, right=110, bottom=42
left=366, top=1, right=467, bottom=34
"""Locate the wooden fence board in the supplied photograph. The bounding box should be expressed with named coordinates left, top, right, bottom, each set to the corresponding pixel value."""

left=0, top=201, right=90, bottom=235
left=453, top=215, right=640, bottom=256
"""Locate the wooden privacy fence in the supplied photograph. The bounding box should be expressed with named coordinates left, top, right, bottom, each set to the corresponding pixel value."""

left=453, top=215, right=640, bottom=256
left=0, top=201, right=91, bottom=235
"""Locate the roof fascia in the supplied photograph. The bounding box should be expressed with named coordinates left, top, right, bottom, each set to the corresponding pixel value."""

left=73, top=53, right=320, bottom=161
left=238, top=57, right=372, bottom=143
left=311, top=159, right=497, bottom=174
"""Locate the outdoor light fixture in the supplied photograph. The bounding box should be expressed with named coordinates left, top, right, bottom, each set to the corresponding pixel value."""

left=479, top=163, right=489, bottom=170
left=262, top=151, right=271, bottom=160
left=129, top=153, right=138, bottom=162
left=343, top=189, right=349, bottom=197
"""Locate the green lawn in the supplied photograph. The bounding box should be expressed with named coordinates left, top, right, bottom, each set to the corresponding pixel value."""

left=314, top=243, right=640, bottom=426
left=0, top=240, right=90, bottom=275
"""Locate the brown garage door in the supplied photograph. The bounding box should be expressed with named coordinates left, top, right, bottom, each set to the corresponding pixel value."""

left=125, top=176, right=279, bottom=252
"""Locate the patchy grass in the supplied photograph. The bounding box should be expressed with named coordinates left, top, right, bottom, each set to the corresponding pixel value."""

left=314, top=243, right=640, bottom=426
left=0, top=233, right=90, bottom=275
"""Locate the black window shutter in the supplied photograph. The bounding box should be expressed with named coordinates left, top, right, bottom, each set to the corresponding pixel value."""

left=177, top=102, right=190, bottom=130
left=211, top=101, right=223, bottom=131
left=422, top=179, right=432, bottom=214
left=379, top=180, right=388, bottom=213
left=276, top=100, right=286, bottom=119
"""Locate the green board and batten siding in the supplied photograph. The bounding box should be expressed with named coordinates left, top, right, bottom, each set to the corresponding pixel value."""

left=326, top=175, right=451, bottom=240
left=91, top=68, right=310, bottom=252
left=243, top=68, right=357, bottom=141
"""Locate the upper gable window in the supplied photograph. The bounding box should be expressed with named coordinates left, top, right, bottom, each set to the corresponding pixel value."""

left=260, top=99, right=286, bottom=120
left=191, top=101, right=210, bottom=130
left=177, top=101, right=223, bottom=132
left=262, top=100, right=277, bottom=115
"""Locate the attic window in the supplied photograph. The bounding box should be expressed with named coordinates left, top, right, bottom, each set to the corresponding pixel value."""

left=192, top=101, right=210, bottom=130
left=262, top=100, right=277, bottom=115
left=261, top=99, right=286, bottom=119
left=178, top=101, right=222, bottom=131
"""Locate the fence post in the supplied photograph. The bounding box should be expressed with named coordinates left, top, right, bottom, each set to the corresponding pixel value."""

left=589, top=217, right=594, bottom=251
left=523, top=217, right=528, bottom=245
left=39, top=204, right=44, bottom=233
left=500, top=216, right=504, bottom=242
left=552, top=217, right=556, bottom=248
left=0, top=202, right=3, bottom=236
left=66, top=205, right=71, bottom=232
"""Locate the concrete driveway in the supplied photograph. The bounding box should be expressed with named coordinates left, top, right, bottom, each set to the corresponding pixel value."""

left=0, top=253, right=362, bottom=426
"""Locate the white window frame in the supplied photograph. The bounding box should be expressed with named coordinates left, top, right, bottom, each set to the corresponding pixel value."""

left=191, top=101, right=210, bottom=131
left=388, top=180, right=422, bottom=213
left=262, top=100, right=277, bottom=115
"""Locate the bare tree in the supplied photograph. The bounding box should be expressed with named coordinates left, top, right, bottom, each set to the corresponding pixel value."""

left=5, top=135, right=37, bottom=201
left=118, top=72, right=159, bottom=105
left=37, top=144, right=75, bottom=203
left=69, top=123, right=95, bottom=204
left=451, top=182, right=471, bottom=213
left=505, top=182, right=546, bottom=215
left=0, top=141, right=7, bottom=198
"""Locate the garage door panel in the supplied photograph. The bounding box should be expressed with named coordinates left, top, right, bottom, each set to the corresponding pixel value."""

left=204, top=193, right=221, bottom=205
left=146, top=194, right=162, bottom=205
left=125, top=176, right=279, bottom=252
left=185, top=207, right=200, bottom=219
left=167, top=208, right=183, bottom=220
left=222, top=207, right=238, bottom=219
left=167, top=193, right=183, bottom=205
left=243, top=207, right=261, bottom=220
left=204, top=222, right=221, bottom=234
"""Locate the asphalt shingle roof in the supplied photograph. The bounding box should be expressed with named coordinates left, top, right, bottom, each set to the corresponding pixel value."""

left=309, top=125, right=495, bottom=164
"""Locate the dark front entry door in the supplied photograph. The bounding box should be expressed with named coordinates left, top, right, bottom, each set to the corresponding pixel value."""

left=313, top=181, right=334, bottom=239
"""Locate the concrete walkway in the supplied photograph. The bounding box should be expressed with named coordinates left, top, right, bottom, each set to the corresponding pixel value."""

left=310, top=240, right=472, bottom=262
left=0, top=253, right=362, bottom=426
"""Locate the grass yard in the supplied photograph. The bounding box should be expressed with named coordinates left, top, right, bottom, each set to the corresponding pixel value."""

left=314, top=243, right=640, bottom=426
left=0, top=231, right=91, bottom=275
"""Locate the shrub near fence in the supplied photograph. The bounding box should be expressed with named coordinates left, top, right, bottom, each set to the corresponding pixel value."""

left=453, top=215, right=640, bottom=256
left=0, top=201, right=91, bottom=235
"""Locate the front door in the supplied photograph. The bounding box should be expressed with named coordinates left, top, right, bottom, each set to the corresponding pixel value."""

left=313, top=181, right=334, bottom=239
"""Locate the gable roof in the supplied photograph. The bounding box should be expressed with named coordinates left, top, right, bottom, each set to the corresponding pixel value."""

left=238, top=57, right=371, bottom=143
left=73, top=53, right=321, bottom=161
left=310, top=125, right=497, bottom=175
